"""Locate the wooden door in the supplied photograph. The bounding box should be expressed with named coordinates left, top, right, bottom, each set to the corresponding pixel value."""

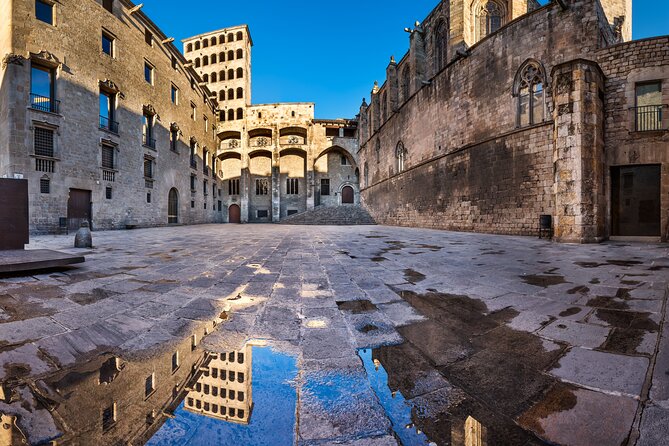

left=611, top=165, right=661, bottom=237
left=168, top=188, right=179, bottom=224
left=342, top=186, right=354, bottom=204
left=67, top=189, right=91, bottom=231
left=229, top=204, right=241, bottom=224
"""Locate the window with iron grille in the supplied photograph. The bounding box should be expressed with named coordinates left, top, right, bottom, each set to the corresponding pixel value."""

left=146, top=192, right=151, bottom=203
left=34, top=127, right=54, bottom=157
left=40, top=177, right=50, bottom=194
left=190, top=175, right=196, bottom=191
left=105, top=186, right=112, bottom=199
left=228, top=179, right=239, bottom=195
left=287, top=178, right=299, bottom=195
left=320, top=178, right=330, bottom=196
left=255, top=178, right=269, bottom=195
left=101, top=145, right=114, bottom=169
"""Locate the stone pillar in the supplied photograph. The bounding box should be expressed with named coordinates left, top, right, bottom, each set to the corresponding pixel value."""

left=272, top=127, right=280, bottom=222
left=370, top=82, right=380, bottom=133
left=386, top=57, right=399, bottom=112
left=409, top=26, right=428, bottom=90
left=240, top=130, right=250, bottom=223
left=358, top=99, right=369, bottom=145
left=306, top=125, right=315, bottom=210
left=552, top=59, right=606, bottom=243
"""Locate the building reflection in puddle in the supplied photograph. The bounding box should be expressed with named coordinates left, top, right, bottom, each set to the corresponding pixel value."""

left=359, top=348, right=487, bottom=446
left=147, top=341, right=298, bottom=445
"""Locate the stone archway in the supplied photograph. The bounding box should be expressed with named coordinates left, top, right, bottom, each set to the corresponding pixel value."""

left=342, top=186, right=354, bottom=204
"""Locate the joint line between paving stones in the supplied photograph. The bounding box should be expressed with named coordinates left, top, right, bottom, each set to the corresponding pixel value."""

left=627, top=282, right=669, bottom=446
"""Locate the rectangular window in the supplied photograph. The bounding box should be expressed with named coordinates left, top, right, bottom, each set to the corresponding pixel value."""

left=171, top=352, right=179, bottom=373
left=287, top=209, right=298, bottom=216
left=144, top=158, right=154, bottom=179
left=30, top=64, right=56, bottom=113
left=320, top=178, right=330, bottom=196
left=101, top=144, right=114, bottom=169
left=105, top=186, right=112, bottom=199
left=35, top=0, right=54, bottom=25
left=170, top=128, right=179, bottom=152
left=171, top=55, right=178, bottom=70
left=99, top=90, right=117, bottom=132
left=144, top=62, right=154, bottom=85
left=635, top=82, right=663, bottom=131
left=190, top=174, right=196, bottom=191
left=287, top=178, right=299, bottom=195
left=341, top=155, right=350, bottom=166
left=40, top=178, right=50, bottom=194
left=218, top=200, right=222, bottom=212
left=171, top=84, right=179, bottom=105
left=257, top=210, right=269, bottom=218
left=102, top=0, right=113, bottom=13
left=144, top=374, right=155, bottom=398
left=142, top=113, right=155, bottom=148
left=204, top=180, right=208, bottom=196
left=34, top=127, right=54, bottom=157
left=228, top=179, right=239, bottom=195
left=102, top=404, right=116, bottom=432
left=255, top=178, right=269, bottom=195
left=191, top=102, right=197, bottom=121
left=102, top=31, right=114, bottom=56
left=190, top=142, right=197, bottom=169
left=146, top=192, right=151, bottom=203
left=145, top=29, right=153, bottom=46
left=204, top=116, right=209, bottom=133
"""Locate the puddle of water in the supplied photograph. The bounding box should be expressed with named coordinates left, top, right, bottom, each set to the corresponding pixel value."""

left=147, top=345, right=298, bottom=446
left=336, top=300, right=378, bottom=313
left=358, top=348, right=431, bottom=446
left=520, top=274, right=567, bottom=287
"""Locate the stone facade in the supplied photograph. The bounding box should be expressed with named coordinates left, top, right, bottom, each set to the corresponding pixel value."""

left=358, top=0, right=669, bottom=242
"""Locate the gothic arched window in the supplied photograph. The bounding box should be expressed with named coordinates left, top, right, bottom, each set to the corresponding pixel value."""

left=396, top=141, right=406, bottom=173
left=375, top=139, right=381, bottom=164
left=477, top=1, right=503, bottom=40
left=435, top=20, right=448, bottom=71
left=364, top=162, right=369, bottom=188
left=401, top=65, right=411, bottom=103
left=381, top=91, right=387, bottom=122
left=515, top=61, right=546, bottom=127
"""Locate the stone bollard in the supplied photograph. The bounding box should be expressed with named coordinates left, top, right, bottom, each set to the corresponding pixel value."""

left=74, top=221, right=92, bottom=248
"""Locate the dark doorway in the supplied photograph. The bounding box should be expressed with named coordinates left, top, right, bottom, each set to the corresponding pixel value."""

left=168, top=188, right=179, bottom=224
left=67, top=189, right=91, bottom=231
left=229, top=204, right=241, bottom=223
left=611, top=165, right=661, bottom=237
left=342, top=186, right=354, bottom=204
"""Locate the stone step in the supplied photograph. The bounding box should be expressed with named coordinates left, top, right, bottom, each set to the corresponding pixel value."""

left=280, top=205, right=376, bottom=226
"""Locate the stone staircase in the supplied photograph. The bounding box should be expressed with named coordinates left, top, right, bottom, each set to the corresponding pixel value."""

left=280, top=205, right=377, bottom=226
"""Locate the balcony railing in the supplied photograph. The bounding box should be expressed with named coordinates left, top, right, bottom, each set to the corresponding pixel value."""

left=35, top=158, right=55, bottom=173
left=30, top=93, right=60, bottom=114
left=143, top=134, right=156, bottom=149
left=634, top=105, right=666, bottom=132
left=99, top=115, right=119, bottom=134
left=102, top=169, right=116, bottom=182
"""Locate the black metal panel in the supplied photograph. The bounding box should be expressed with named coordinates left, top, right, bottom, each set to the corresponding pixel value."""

left=0, top=179, right=29, bottom=250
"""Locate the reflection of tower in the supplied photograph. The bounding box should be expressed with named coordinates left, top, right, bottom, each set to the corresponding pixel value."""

left=185, top=345, right=253, bottom=424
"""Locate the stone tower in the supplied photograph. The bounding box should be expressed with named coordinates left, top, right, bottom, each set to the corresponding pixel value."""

left=598, top=0, right=633, bottom=42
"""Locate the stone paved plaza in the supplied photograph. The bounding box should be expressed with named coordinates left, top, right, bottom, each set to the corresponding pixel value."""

left=1, top=224, right=668, bottom=445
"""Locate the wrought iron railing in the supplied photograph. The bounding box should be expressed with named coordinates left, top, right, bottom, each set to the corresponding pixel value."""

left=30, top=93, right=60, bottom=113
left=143, top=134, right=156, bottom=149
left=99, top=115, right=119, bottom=133
left=633, top=105, right=665, bottom=132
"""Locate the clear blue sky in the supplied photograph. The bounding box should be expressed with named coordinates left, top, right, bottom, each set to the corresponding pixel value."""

left=142, top=0, right=668, bottom=119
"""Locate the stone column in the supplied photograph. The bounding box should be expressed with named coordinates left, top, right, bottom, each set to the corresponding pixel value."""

left=552, top=59, right=606, bottom=243
left=240, top=133, right=250, bottom=223
left=306, top=126, right=315, bottom=210
left=272, top=126, right=280, bottom=222
left=386, top=57, right=399, bottom=112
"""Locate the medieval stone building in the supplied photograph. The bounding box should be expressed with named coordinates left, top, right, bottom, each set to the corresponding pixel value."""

left=358, top=0, right=668, bottom=243
left=0, top=0, right=359, bottom=233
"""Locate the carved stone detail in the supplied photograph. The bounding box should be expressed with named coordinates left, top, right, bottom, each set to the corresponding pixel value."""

left=2, top=53, right=26, bottom=68
left=31, top=50, right=60, bottom=66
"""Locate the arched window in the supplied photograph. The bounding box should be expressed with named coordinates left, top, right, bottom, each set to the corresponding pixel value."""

left=401, top=65, right=411, bottom=103
left=515, top=60, right=546, bottom=127
left=236, top=31, right=243, bottom=41
left=219, top=34, right=225, bottom=43
left=195, top=41, right=200, bottom=50
left=203, top=55, right=209, bottom=66
left=220, top=51, right=226, bottom=62
left=211, top=72, right=218, bottom=83
left=228, top=50, right=234, bottom=60
left=236, top=68, right=243, bottom=79
left=477, top=1, right=504, bottom=40
left=228, top=69, right=234, bottom=80
left=236, top=108, right=244, bottom=119
left=219, top=90, right=225, bottom=101
left=364, top=162, right=369, bottom=188
left=236, top=49, right=243, bottom=59
left=194, top=58, right=200, bottom=68
left=203, top=40, right=209, bottom=48
left=435, top=20, right=448, bottom=71
left=211, top=36, right=217, bottom=46
left=203, top=74, right=209, bottom=82
left=186, top=43, right=193, bottom=52
left=220, top=70, right=226, bottom=81
left=396, top=141, right=406, bottom=173
left=211, top=54, right=217, bottom=64
left=228, top=109, right=235, bottom=121
left=375, top=139, right=381, bottom=164
left=381, top=91, right=387, bottom=122
left=228, top=89, right=234, bottom=100
left=227, top=33, right=234, bottom=42
left=237, top=87, right=244, bottom=99
left=220, top=110, right=226, bottom=121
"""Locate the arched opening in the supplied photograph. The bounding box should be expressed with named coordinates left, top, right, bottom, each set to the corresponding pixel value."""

left=228, top=68, right=234, bottom=80
left=186, top=43, right=193, bottom=52
left=227, top=88, right=234, bottom=100
left=228, top=109, right=235, bottom=121
left=195, top=41, right=200, bottom=50
left=211, top=54, right=217, bottom=64
left=237, top=87, right=244, bottom=99
left=236, top=31, right=243, bottom=41
left=237, top=49, right=243, bottom=59
left=313, top=146, right=357, bottom=207
left=203, top=55, right=209, bottom=66
left=227, top=33, right=234, bottom=42
left=249, top=150, right=273, bottom=222
left=514, top=60, right=546, bottom=127
left=219, top=51, right=225, bottom=62
left=228, top=50, right=234, bottom=61
left=342, top=186, right=354, bottom=204
left=401, top=65, right=411, bottom=103
left=279, top=148, right=308, bottom=217
left=211, top=36, right=217, bottom=46
left=203, top=74, right=209, bottom=82
left=476, top=0, right=504, bottom=41
left=237, top=108, right=244, bottom=119
left=229, top=204, right=241, bottom=224
left=435, top=20, right=448, bottom=71
left=168, top=188, right=179, bottom=224
left=211, top=72, right=217, bottom=83
left=194, top=58, right=200, bottom=68
left=279, top=127, right=308, bottom=146
left=236, top=68, right=244, bottom=79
